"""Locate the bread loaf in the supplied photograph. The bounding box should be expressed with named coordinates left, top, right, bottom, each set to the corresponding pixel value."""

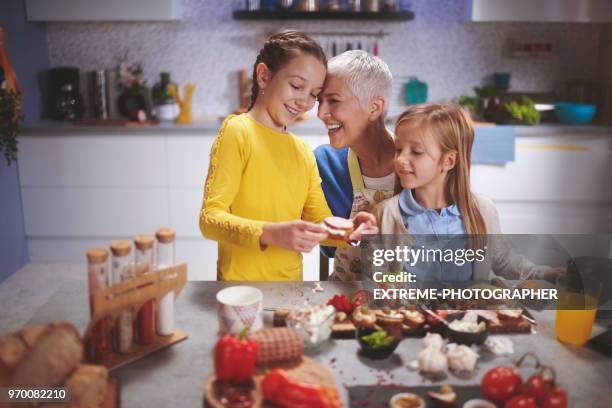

left=65, top=364, right=108, bottom=408
left=11, top=322, right=83, bottom=387
left=0, top=334, right=27, bottom=385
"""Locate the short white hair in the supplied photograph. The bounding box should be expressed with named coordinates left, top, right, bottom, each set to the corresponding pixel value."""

left=327, top=50, right=393, bottom=117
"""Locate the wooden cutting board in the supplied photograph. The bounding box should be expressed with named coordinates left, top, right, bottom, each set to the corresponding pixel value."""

left=204, top=357, right=336, bottom=408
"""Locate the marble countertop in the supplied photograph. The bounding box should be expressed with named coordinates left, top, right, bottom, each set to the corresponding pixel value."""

left=14, top=279, right=612, bottom=408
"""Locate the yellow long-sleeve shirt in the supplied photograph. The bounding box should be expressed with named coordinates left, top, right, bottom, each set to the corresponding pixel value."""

left=200, top=113, right=333, bottom=281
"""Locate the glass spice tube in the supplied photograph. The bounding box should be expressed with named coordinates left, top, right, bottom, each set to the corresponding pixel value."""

left=155, top=228, right=176, bottom=336
left=86, top=247, right=111, bottom=361
left=134, top=235, right=156, bottom=344
left=111, top=240, right=133, bottom=354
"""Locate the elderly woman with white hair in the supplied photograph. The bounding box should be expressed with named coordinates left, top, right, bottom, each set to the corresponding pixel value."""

left=315, top=50, right=400, bottom=281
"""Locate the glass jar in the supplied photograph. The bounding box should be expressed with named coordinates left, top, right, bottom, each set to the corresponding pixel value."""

left=134, top=235, right=156, bottom=344
left=155, top=228, right=176, bottom=336
left=86, top=247, right=110, bottom=361
left=111, top=240, right=133, bottom=354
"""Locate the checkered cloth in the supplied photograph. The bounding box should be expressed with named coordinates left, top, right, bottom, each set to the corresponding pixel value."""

left=249, top=328, right=303, bottom=365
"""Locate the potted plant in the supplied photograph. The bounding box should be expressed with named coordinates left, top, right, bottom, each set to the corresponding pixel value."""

left=0, top=25, right=22, bottom=166
left=115, top=54, right=148, bottom=120
left=0, top=78, right=21, bottom=165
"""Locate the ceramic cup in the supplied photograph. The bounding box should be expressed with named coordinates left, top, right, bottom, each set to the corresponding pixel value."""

left=216, top=286, right=263, bottom=334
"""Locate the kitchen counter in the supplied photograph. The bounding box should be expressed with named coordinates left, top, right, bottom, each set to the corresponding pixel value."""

left=20, top=119, right=612, bottom=137
left=13, top=279, right=612, bottom=407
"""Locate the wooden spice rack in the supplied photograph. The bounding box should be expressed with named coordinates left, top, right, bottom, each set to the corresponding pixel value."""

left=84, top=263, right=188, bottom=371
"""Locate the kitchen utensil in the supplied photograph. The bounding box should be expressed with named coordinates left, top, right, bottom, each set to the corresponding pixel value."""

left=554, top=102, right=597, bottom=125
left=356, top=326, right=401, bottom=359
left=419, top=304, right=450, bottom=326
left=247, top=0, right=260, bottom=10
left=404, top=77, right=428, bottom=105
left=445, top=313, right=489, bottom=346
left=493, top=72, right=511, bottom=90
left=216, top=286, right=263, bottom=334
left=90, top=70, right=109, bottom=119
left=297, top=0, right=317, bottom=11
left=366, top=0, right=380, bottom=12
left=348, top=0, right=361, bottom=11
left=47, top=67, right=84, bottom=120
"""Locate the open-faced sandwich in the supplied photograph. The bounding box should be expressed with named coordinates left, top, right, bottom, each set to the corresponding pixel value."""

left=322, top=216, right=354, bottom=240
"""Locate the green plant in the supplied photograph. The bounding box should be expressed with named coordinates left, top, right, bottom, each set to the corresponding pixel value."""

left=0, top=87, right=21, bottom=165
left=505, top=97, right=540, bottom=125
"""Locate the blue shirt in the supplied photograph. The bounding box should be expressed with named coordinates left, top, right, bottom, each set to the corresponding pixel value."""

left=398, top=189, right=465, bottom=235
left=398, top=189, right=472, bottom=281
left=314, top=145, right=353, bottom=258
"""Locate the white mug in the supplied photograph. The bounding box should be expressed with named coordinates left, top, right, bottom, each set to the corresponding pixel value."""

left=216, top=286, right=263, bottom=334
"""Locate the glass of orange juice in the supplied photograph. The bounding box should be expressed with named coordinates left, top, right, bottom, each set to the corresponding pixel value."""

left=556, top=276, right=602, bottom=346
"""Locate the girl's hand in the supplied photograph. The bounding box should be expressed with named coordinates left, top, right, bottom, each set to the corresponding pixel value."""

left=260, top=221, right=328, bottom=253
left=348, top=211, right=379, bottom=242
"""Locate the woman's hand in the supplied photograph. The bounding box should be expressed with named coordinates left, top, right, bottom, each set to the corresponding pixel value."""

left=348, top=211, right=379, bottom=242
left=260, top=221, right=328, bottom=253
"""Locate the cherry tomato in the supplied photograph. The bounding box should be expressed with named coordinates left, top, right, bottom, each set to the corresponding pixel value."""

left=542, top=386, right=568, bottom=408
left=481, top=366, right=522, bottom=404
left=521, top=373, right=551, bottom=403
left=504, top=395, right=538, bottom=408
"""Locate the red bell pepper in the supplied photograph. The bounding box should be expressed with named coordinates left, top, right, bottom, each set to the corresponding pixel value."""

left=262, top=369, right=342, bottom=408
left=214, top=327, right=258, bottom=383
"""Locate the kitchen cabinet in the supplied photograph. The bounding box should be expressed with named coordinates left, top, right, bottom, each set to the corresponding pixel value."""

left=17, top=123, right=612, bottom=280
left=470, top=0, right=612, bottom=23
left=26, top=0, right=179, bottom=22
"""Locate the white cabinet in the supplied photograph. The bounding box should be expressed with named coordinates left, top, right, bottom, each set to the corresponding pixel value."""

left=26, top=0, right=179, bottom=22
left=18, top=126, right=612, bottom=280
left=471, top=132, right=612, bottom=234
left=471, top=0, right=612, bottom=23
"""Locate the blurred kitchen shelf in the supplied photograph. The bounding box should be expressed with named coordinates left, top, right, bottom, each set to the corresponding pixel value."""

left=232, top=10, right=414, bottom=21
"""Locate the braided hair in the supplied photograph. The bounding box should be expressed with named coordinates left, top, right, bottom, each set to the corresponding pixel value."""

left=249, top=30, right=327, bottom=110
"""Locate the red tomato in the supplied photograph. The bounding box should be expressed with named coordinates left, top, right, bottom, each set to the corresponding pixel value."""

left=542, top=386, right=568, bottom=408
left=521, top=373, right=552, bottom=403
left=504, top=395, right=538, bottom=408
left=481, top=366, right=522, bottom=404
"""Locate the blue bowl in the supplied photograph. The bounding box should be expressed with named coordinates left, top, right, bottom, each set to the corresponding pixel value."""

left=554, top=102, right=597, bottom=125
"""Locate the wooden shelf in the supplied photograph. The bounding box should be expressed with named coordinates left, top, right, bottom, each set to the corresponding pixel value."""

left=233, top=10, right=414, bottom=21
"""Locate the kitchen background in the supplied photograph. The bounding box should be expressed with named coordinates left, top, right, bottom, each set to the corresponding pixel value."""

left=43, top=0, right=602, bottom=118
left=1, top=0, right=612, bottom=283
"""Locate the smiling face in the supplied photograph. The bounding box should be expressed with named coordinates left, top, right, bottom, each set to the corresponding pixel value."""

left=317, top=75, right=370, bottom=148
left=394, top=122, right=455, bottom=190
left=256, top=53, right=326, bottom=128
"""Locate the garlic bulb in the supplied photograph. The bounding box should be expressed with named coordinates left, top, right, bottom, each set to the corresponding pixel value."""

left=484, top=336, right=514, bottom=356
left=418, top=346, right=447, bottom=373
left=422, top=332, right=443, bottom=350
left=446, top=343, right=479, bottom=372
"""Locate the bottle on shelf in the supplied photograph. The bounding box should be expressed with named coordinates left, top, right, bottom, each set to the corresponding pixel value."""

left=110, top=240, right=134, bottom=354
left=86, top=247, right=111, bottom=361
left=151, top=72, right=178, bottom=122
left=134, top=235, right=156, bottom=345
left=155, top=228, right=176, bottom=336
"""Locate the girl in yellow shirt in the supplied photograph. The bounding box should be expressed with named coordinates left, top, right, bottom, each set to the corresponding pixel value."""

left=200, top=31, right=376, bottom=281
